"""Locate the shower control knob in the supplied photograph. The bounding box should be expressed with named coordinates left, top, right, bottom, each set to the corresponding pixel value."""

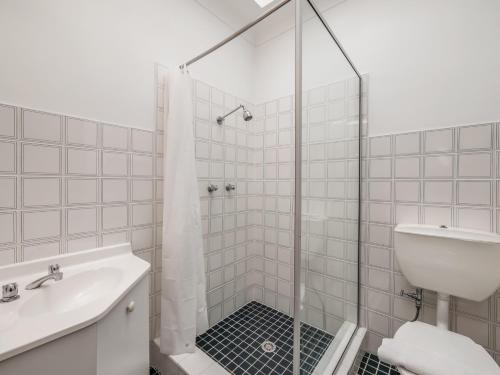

left=207, top=184, right=218, bottom=193
left=225, top=184, right=236, bottom=192
left=1, top=282, right=19, bottom=303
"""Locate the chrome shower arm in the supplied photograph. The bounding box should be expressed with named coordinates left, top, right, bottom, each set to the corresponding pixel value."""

left=216, top=104, right=244, bottom=125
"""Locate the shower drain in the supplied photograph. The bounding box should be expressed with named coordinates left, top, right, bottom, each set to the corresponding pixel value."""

left=261, top=341, right=276, bottom=353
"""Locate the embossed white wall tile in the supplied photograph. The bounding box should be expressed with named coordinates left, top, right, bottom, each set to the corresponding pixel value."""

left=102, top=178, right=128, bottom=203
left=394, top=157, right=420, bottom=178
left=0, top=104, right=16, bottom=138
left=458, top=124, right=492, bottom=151
left=102, top=205, right=128, bottom=230
left=369, top=136, right=392, bottom=157
left=0, top=141, right=16, bottom=173
left=394, top=132, right=420, bottom=155
left=457, top=181, right=491, bottom=206
left=423, top=181, right=453, bottom=204
left=0, top=212, right=15, bottom=244
left=424, top=155, right=454, bottom=178
left=66, top=178, right=98, bottom=205
left=66, top=118, right=98, bottom=147
left=0, top=177, right=16, bottom=209
left=456, top=315, right=490, bottom=348
left=0, top=247, right=15, bottom=266
left=67, top=207, right=97, bottom=235
left=132, top=154, right=153, bottom=177
left=368, top=159, right=392, bottom=179
left=23, top=177, right=60, bottom=207
left=102, top=151, right=128, bottom=176
left=132, top=203, right=154, bottom=226
left=67, top=235, right=98, bottom=253
left=102, top=231, right=128, bottom=247
left=368, top=181, right=392, bottom=202
left=102, top=124, right=129, bottom=150
left=22, top=109, right=61, bottom=142
left=458, top=207, right=492, bottom=231
left=67, top=148, right=98, bottom=175
left=132, top=129, right=153, bottom=153
left=424, top=128, right=454, bottom=153
left=458, top=153, right=492, bottom=178
left=422, top=206, right=452, bottom=226
left=22, top=210, right=60, bottom=241
left=395, top=181, right=420, bottom=203
left=22, top=143, right=60, bottom=174
left=23, top=241, right=60, bottom=261
left=132, top=227, right=154, bottom=251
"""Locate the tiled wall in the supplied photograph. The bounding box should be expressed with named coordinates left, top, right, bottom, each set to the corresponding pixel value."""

left=0, top=101, right=163, bottom=338
left=360, top=122, right=500, bottom=363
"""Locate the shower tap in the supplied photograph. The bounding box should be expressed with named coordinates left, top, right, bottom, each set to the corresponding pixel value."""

left=225, top=183, right=236, bottom=192
left=207, top=184, right=218, bottom=193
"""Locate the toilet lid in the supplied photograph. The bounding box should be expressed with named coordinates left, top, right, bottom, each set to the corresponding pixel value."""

left=378, top=321, right=500, bottom=375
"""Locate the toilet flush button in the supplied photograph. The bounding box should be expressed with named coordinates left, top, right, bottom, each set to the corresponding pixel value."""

left=126, top=301, right=135, bottom=313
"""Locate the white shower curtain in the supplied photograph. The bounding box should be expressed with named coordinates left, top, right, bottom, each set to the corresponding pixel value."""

left=160, top=69, right=208, bottom=355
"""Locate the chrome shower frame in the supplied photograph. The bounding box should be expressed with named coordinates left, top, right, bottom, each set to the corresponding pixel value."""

left=180, top=1, right=362, bottom=373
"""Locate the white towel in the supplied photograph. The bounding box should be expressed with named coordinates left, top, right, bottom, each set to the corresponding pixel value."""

left=378, top=321, right=500, bottom=375
left=160, top=70, right=208, bottom=355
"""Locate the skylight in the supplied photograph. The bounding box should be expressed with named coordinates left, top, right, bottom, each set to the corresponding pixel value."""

left=253, top=0, right=274, bottom=8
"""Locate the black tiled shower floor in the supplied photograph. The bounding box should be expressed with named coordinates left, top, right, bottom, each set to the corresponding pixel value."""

left=196, top=301, right=334, bottom=375
left=351, top=353, right=400, bottom=375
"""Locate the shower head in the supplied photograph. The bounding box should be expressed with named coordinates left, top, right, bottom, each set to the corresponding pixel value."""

left=217, top=104, right=253, bottom=125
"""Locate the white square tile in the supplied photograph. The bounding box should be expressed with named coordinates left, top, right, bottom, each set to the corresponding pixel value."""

left=369, top=136, right=392, bottom=157
left=102, top=179, right=128, bottom=203
left=102, top=124, right=128, bottom=150
left=0, top=141, right=16, bottom=173
left=459, top=124, right=492, bottom=151
left=369, top=202, right=392, bottom=224
left=0, top=212, right=15, bottom=244
left=0, top=105, right=16, bottom=138
left=424, top=128, right=454, bottom=153
left=424, top=181, right=453, bottom=204
left=395, top=181, right=420, bottom=203
left=131, top=227, right=154, bottom=250
left=67, top=178, right=98, bottom=205
left=368, top=159, right=392, bottom=178
left=458, top=207, right=492, bottom=231
left=394, top=157, right=420, bottom=178
left=456, top=315, right=489, bottom=347
left=132, top=179, right=153, bottom=201
left=67, top=235, right=98, bottom=253
left=0, top=247, right=15, bottom=266
left=67, top=148, right=98, bottom=175
left=22, top=109, right=61, bottom=142
left=132, top=154, right=153, bottom=176
left=102, top=231, right=128, bottom=247
left=458, top=153, right=491, bottom=178
left=368, top=181, right=392, bottom=201
left=66, top=118, right=98, bottom=147
left=23, top=143, right=60, bottom=174
left=395, top=132, right=420, bottom=155
left=196, top=81, right=210, bottom=101
left=23, top=177, right=60, bottom=207
left=22, top=210, right=61, bottom=241
left=131, top=129, right=153, bottom=153
left=0, top=177, right=16, bottom=209
left=102, top=205, right=128, bottom=230
left=67, top=207, right=97, bottom=235
left=23, top=241, right=60, bottom=261
left=132, top=203, right=153, bottom=226
left=457, top=181, right=491, bottom=205
left=423, top=206, right=452, bottom=226
left=102, top=151, right=128, bottom=176
left=424, top=155, right=454, bottom=178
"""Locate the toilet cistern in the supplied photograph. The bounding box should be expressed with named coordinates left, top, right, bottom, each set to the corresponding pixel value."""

left=393, top=224, right=500, bottom=329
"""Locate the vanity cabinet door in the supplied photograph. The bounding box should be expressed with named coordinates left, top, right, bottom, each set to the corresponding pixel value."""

left=96, top=275, right=149, bottom=375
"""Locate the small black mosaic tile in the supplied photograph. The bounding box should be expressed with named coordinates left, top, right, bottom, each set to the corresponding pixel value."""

left=196, top=301, right=334, bottom=375
left=150, top=366, right=161, bottom=375
left=351, top=352, right=400, bottom=375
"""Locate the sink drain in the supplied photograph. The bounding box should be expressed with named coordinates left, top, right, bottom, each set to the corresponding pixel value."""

left=261, top=341, right=276, bottom=353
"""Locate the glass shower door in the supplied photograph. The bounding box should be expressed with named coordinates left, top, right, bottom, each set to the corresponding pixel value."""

left=294, top=1, right=361, bottom=373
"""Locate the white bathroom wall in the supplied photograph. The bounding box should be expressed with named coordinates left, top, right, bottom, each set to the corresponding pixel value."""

left=254, top=0, right=500, bottom=136
left=0, top=0, right=255, bottom=130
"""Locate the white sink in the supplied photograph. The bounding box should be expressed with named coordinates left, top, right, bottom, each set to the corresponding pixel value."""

left=394, top=224, right=500, bottom=301
left=0, top=243, right=149, bottom=361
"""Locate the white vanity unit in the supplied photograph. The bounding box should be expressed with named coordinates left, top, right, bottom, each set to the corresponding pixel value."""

left=0, top=243, right=150, bottom=375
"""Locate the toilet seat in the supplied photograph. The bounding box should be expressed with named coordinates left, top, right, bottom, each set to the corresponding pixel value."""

left=378, top=321, right=500, bottom=375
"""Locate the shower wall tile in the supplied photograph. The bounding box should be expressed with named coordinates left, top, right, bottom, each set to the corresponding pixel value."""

left=361, top=121, right=500, bottom=359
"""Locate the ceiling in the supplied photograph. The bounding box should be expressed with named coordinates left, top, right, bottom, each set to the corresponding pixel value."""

left=194, top=0, right=346, bottom=46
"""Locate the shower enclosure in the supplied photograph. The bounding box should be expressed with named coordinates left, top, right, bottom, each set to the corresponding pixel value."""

left=181, top=0, right=361, bottom=373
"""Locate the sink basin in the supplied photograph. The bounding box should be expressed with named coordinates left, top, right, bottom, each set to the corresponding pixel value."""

left=394, top=224, right=500, bottom=301
left=19, top=268, right=122, bottom=317
left=0, top=243, right=150, bottom=362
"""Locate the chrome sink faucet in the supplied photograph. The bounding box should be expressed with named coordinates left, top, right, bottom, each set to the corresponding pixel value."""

left=25, top=264, right=63, bottom=290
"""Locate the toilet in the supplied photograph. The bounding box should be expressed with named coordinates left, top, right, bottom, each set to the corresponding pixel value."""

left=377, top=225, right=500, bottom=374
